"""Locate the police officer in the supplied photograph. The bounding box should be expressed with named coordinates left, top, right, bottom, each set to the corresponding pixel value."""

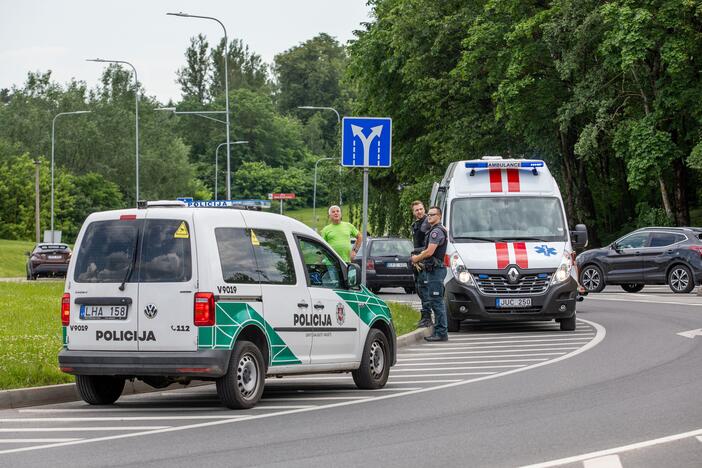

left=411, top=206, right=449, bottom=342
left=410, top=201, right=432, bottom=328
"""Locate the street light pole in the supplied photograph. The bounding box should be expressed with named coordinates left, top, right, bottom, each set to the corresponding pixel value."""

left=215, top=141, right=248, bottom=200
left=313, top=157, right=335, bottom=231
left=51, top=110, right=91, bottom=243
left=298, top=106, right=343, bottom=205
left=167, top=12, right=232, bottom=199
left=87, top=58, right=139, bottom=204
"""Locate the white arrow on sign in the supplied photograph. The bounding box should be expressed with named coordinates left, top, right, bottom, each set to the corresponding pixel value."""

left=677, top=328, right=702, bottom=339
left=351, top=124, right=383, bottom=166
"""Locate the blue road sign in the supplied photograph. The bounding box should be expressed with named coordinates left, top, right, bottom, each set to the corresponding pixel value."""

left=341, top=117, right=392, bottom=168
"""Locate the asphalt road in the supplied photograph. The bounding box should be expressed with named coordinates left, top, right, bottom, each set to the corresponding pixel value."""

left=1, top=286, right=701, bottom=467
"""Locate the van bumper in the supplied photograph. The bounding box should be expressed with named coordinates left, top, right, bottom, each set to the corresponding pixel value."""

left=58, top=349, right=231, bottom=378
left=446, top=277, right=578, bottom=322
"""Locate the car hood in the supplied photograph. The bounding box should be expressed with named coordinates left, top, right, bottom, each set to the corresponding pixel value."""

left=453, top=241, right=567, bottom=270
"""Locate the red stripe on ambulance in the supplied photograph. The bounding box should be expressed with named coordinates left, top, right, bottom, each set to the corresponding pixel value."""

left=489, top=169, right=503, bottom=192
left=495, top=242, right=509, bottom=269
left=506, top=169, right=520, bottom=192
left=513, top=242, right=529, bottom=269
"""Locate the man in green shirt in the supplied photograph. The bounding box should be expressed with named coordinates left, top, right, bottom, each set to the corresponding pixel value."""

left=321, top=205, right=362, bottom=263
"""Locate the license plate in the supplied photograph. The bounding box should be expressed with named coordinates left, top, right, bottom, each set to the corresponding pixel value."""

left=48, top=255, right=62, bottom=259
left=496, top=298, right=532, bottom=308
left=387, top=262, right=406, bottom=268
left=80, top=304, right=128, bottom=320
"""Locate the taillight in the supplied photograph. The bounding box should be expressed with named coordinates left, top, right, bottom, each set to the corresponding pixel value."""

left=120, top=214, right=137, bottom=220
left=366, top=259, right=375, bottom=271
left=194, top=292, right=215, bottom=326
left=689, top=246, right=702, bottom=257
left=61, top=293, right=70, bottom=325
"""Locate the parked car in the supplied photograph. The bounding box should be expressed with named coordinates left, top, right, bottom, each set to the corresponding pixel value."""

left=26, top=243, right=71, bottom=280
left=353, top=237, right=415, bottom=294
left=576, top=227, right=702, bottom=294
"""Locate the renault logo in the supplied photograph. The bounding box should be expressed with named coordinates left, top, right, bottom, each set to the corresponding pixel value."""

left=144, top=304, right=158, bottom=319
left=507, top=268, right=520, bottom=284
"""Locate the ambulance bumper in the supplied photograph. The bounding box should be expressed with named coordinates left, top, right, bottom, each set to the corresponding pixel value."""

left=446, top=277, right=578, bottom=322
left=58, top=349, right=231, bottom=378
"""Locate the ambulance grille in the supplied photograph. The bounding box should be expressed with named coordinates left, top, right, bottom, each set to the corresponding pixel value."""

left=476, top=272, right=551, bottom=295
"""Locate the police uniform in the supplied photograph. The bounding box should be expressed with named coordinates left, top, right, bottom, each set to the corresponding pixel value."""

left=420, top=223, right=448, bottom=339
left=411, top=216, right=431, bottom=325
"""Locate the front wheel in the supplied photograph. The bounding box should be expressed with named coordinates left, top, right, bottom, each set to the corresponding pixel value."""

left=370, top=287, right=381, bottom=294
left=580, top=265, right=605, bottom=293
left=353, top=329, right=390, bottom=389
left=216, top=340, right=265, bottom=409
left=75, top=375, right=124, bottom=405
left=668, top=265, right=694, bottom=294
left=621, top=283, right=644, bottom=293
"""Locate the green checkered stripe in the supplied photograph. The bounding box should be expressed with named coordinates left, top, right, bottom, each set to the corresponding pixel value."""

left=334, top=286, right=392, bottom=326
left=198, top=302, right=301, bottom=366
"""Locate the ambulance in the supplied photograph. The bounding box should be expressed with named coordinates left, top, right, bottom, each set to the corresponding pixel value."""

left=430, top=157, right=588, bottom=332
left=58, top=201, right=396, bottom=409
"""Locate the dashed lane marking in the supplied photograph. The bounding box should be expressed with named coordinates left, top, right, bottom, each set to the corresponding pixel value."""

left=0, top=439, right=81, bottom=444
left=583, top=455, right=623, bottom=468
left=0, top=427, right=170, bottom=432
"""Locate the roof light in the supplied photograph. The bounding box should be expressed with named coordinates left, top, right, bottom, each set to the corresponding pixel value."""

left=120, top=214, right=137, bottom=220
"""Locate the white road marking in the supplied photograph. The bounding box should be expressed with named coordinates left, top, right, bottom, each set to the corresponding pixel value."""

left=446, top=331, right=594, bottom=338
left=0, top=318, right=604, bottom=456
left=389, top=372, right=496, bottom=378
left=446, top=333, right=595, bottom=341
left=0, top=416, right=247, bottom=422
left=520, top=427, right=702, bottom=467
left=676, top=328, right=702, bottom=339
left=0, top=439, right=81, bottom=443
left=434, top=337, right=595, bottom=345
left=696, top=436, right=702, bottom=443
left=0, top=427, right=169, bottom=432
left=395, top=359, right=548, bottom=366
left=392, top=366, right=523, bottom=372
left=397, top=353, right=562, bottom=361
left=399, top=347, right=579, bottom=357
left=586, top=296, right=702, bottom=307
left=261, top=396, right=371, bottom=401
left=380, top=379, right=463, bottom=384
left=407, top=341, right=591, bottom=351
left=20, top=408, right=230, bottom=413
left=583, top=455, right=623, bottom=468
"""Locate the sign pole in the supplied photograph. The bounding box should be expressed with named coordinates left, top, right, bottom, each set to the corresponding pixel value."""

left=361, top=168, right=369, bottom=286
left=280, top=200, right=283, bottom=215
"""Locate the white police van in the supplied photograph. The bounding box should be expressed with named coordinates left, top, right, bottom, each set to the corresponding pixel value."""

left=58, top=201, right=396, bottom=409
left=430, top=157, right=588, bottom=332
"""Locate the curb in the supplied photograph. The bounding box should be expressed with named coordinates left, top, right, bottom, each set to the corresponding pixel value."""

left=0, top=326, right=434, bottom=410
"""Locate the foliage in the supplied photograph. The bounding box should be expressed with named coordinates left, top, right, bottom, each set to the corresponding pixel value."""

left=0, top=239, right=35, bottom=277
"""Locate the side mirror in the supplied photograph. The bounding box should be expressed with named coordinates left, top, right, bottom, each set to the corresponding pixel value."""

left=346, top=263, right=361, bottom=289
left=570, top=224, right=588, bottom=251
left=611, top=242, right=621, bottom=252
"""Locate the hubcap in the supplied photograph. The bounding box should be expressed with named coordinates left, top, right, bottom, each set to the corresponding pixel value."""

left=237, top=353, right=258, bottom=400
left=369, top=341, right=385, bottom=379
left=582, top=268, right=600, bottom=291
left=671, top=269, right=689, bottom=291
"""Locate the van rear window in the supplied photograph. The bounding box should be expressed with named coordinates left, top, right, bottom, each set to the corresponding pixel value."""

left=73, top=219, right=192, bottom=283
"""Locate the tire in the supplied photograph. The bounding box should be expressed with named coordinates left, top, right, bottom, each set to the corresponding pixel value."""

left=353, top=329, right=390, bottom=389
left=403, top=287, right=415, bottom=294
left=668, top=265, right=694, bottom=294
left=559, top=314, right=576, bottom=331
left=75, top=375, right=125, bottom=405
left=370, top=287, right=381, bottom=294
left=216, top=340, right=265, bottom=409
left=580, top=265, right=605, bottom=293
left=621, top=283, right=644, bottom=293
left=447, top=317, right=461, bottom=333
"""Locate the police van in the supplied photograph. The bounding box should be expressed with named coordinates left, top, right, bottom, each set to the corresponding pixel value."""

left=58, top=201, right=396, bottom=409
left=430, top=157, right=588, bottom=332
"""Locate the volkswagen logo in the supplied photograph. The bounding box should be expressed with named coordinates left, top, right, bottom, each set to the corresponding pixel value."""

left=507, top=267, right=520, bottom=284
left=143, top=304, right=158, bottom=319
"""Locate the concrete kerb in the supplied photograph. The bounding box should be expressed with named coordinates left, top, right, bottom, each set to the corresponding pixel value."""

left=0, top=326, right=434, bottom=410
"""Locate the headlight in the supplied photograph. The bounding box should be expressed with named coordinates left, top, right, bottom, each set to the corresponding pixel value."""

left=450, top=253, right=475, bottom=286
left=552, top=252, right=573, bottom=284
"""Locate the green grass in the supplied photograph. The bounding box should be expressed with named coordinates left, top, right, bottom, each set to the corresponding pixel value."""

left=388, top=301, right=420, bottom=337
left=0, top=282, right=73, bottom=390
left=0, top=239, right=34, bottom=278
left=284, top=207, right=321, bottom=231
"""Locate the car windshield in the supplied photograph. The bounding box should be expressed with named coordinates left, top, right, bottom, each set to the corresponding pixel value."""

left=451, top=197, right=567, bottom=242
left=370, top=239, right=413, bottom=256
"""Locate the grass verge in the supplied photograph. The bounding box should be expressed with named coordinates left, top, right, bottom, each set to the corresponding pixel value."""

left=387, top=301, right=420, bottom=337
left=0, top=239, right=34, bottom=278
left=0, top=282, right=73, bottom=390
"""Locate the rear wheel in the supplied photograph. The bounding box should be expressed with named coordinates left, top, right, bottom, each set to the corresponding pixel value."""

left=621, top=283, right=644, bottom=293
left=447, top=317, right=461, bottom=332
left=353, top=329, right=390, bottom=389
left=75, top=375, right=125, bottom=405
left=370, top=287, right=381, bottom=294
left=559, top=315, right=576, bottom=331
left=668, top=265, right=694, bottom=293
left=403, top=287, right=415, bottom=294
left=580, top=265, right=605, bottom=293
left=216, top=340, right=265, bottom=409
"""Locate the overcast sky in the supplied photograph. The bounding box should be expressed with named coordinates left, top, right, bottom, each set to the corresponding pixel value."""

left=0, top=0, right=371, bottom=102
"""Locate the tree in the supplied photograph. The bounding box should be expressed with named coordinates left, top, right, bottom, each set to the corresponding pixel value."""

left=176, top=34, right=211, bottom=103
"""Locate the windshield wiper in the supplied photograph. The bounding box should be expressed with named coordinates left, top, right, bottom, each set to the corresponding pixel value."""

left=453, top=236, right=496, bottom=242
left=498, top=237, right=550, bottom=242
left=119, top=230, right=140, bottom=291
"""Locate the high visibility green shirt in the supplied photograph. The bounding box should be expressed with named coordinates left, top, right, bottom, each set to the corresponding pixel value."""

left=321, top=221, right=359, bottom=262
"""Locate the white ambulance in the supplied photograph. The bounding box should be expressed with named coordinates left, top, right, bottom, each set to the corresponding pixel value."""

left=58, top=201, right=396, bottom=409
left=430, top=157, right=588, bottom=332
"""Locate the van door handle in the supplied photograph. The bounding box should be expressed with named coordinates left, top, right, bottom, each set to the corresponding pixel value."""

left=297, top=302, right=309, bottom=308
left=314, top=303, right=325, bottom=310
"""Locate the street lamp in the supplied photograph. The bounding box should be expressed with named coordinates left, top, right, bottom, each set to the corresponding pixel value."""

left=87, top=58, right=140, bottom=204
left=51, top=110, right=91, bottom=243
left=298, top=106, right=343, bottom=205
left=214, top=141, right=248, bottom=200
left=168, top=11, right=232, bottom=199
left=313, top=157, right=335, bottom=231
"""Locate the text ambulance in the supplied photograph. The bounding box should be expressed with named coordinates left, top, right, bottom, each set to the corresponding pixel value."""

left=58, top=201, right=396, bottom=409
left=430, top=157, right=588, bottom=332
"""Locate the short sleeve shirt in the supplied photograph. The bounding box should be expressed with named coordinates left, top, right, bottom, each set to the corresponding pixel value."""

left=426, top=225, right=446, bottom=246
left=321, top=221, right=359, bottom=262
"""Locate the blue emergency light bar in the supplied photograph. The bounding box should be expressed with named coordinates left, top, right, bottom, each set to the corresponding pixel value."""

left=180, top=199, right=272, bottom=209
